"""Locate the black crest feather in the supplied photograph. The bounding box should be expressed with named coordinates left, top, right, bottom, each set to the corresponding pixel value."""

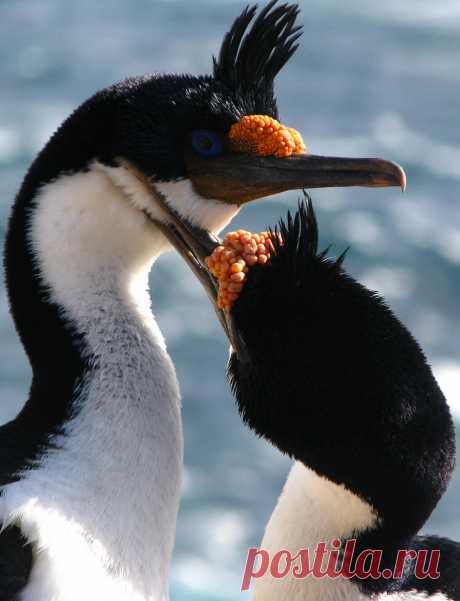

left=266, top=193, right=346, bottom=279
left=213, top=1, right=302, bottom=115
left=272, top=193, right=319, bottom=260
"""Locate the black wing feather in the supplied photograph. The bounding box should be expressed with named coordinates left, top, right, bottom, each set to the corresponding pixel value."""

left=0, top=525, right=33, bottom=601
left=402, top=536, right=460, bottom=600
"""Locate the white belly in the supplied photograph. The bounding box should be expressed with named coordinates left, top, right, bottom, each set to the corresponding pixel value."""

left=2, top=335, right=182, bottom=601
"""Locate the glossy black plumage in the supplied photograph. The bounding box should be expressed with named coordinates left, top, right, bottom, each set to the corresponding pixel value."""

left=213, top=0, right=302, bottom=117
left=228, top=200, right=459, bottom=597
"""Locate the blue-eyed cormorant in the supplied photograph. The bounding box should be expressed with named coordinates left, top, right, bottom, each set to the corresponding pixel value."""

left=204, top=200, right=459, bottom=600
left=0, top=2, right=405, bottom=600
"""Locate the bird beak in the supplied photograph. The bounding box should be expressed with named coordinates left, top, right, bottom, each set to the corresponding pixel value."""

left=153, top=214, right=235, bottom=342
left=185, top=151, right=406, bottom=203
left=153, top=212, right=246, bottom=353
left=147, top=194, right=235, bottom=344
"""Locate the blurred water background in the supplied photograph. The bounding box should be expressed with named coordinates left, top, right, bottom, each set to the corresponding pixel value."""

left=0, top=0, right=459, bottom=598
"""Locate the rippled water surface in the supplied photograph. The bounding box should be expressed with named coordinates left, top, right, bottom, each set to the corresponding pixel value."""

left=0, top=1, right=459, bottom=598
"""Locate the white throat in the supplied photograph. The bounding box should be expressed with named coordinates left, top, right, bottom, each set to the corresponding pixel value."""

left=1, top=167, right=193, bottom=601
left=253, top=461, right=379, bottom=601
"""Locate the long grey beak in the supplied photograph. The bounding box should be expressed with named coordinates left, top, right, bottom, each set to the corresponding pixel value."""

left=150, top=201, right=236, bottom=346
left=186, top=151, right=406, bottom=204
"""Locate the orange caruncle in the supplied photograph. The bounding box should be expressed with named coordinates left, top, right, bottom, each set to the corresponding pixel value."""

left=229, top=115, right=306, bottom=158
left=206, top=229, right=281, bottom=312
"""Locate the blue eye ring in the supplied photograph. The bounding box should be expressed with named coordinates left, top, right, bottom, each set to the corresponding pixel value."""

left=191, top=129, right=222, bottom=158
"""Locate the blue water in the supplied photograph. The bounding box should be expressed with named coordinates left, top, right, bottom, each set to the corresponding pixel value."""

left=0, top=1, right=459, bottom=598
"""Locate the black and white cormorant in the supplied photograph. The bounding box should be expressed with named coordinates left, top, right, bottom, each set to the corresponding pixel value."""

left=0, top=2, right=405, bottom=600
left=198, top=200, right=458, bottom=600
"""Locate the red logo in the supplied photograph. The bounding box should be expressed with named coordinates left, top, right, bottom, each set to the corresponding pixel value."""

left=241, top=540, right=441, bottom=591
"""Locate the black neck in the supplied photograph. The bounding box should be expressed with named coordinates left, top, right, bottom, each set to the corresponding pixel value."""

left=227, top=201, right=457, bottom=593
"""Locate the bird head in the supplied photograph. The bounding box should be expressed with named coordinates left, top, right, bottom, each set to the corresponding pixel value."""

left=79, top=0, right=403, bottom=329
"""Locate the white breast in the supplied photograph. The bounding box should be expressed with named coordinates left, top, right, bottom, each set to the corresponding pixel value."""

left=0, top=168, right=183, bottom=601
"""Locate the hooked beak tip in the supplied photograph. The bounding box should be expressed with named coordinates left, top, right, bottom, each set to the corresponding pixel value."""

left=399, top=167, right=407, bottom=193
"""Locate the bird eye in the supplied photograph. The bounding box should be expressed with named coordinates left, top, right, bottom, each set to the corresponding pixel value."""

left=191, top=130, right=222, bottom=158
